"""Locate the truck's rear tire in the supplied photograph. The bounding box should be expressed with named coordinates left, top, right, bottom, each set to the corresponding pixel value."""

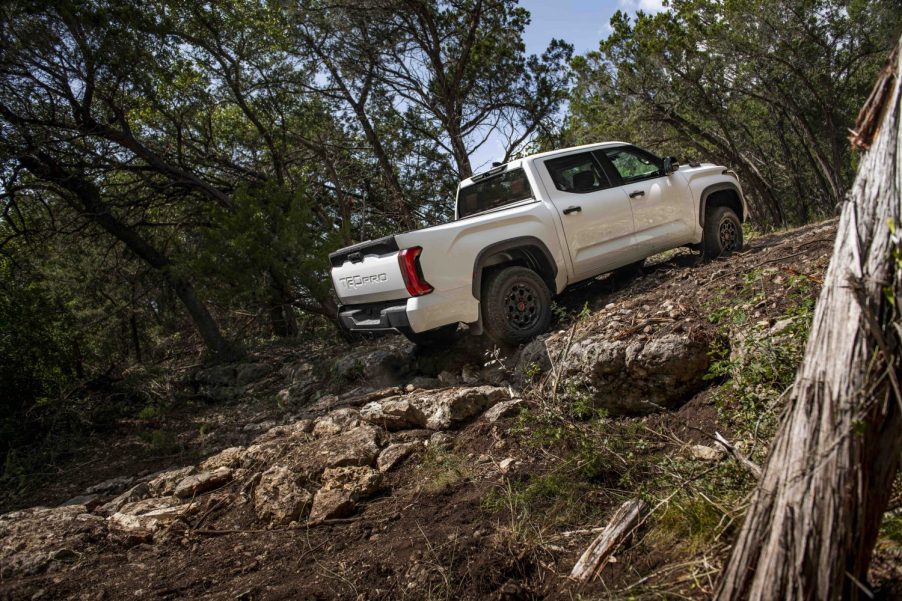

left=401, top=323, right=459, bottom=347
left=702, top=206, right=743, bottom=260
left=482, top=266, right=552, bottom=345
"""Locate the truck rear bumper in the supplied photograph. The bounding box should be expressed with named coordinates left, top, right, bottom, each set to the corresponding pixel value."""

left=338, top=299, right=410, bottom=331
left=338, top=286, right=479, bottom=334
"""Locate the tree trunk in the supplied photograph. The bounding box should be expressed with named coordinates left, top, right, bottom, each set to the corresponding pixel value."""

left=716, top=38, right=902, bottom=601
left=268, top=268, right=299, bottom=338
left=130, top=313, right=143, bottom=363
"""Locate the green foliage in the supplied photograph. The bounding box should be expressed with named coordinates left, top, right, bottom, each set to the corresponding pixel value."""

left=566, top=0, right=902, bottom=226
left=190, top=179, right=341, bottom=322
left=0, top=257, right=79, bottom=458
left=705, top=269, right=815, bottom=447
left=643, top=459, right=752, bottom=555
left=550, top=301, right=568, bottom=322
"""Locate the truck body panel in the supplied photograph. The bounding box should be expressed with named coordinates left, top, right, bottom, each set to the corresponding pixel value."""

left=329, top=142, right=747, bottom=336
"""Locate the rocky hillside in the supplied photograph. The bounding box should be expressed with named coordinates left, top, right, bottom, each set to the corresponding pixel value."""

left=2, top=219, right=900, bottom=600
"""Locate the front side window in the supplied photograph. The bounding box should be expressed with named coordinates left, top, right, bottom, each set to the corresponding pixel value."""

left=544, top=152, right=610, bottom=193
left=457, top=168, right=533, bottom=219
left=602, top=146, right=663, bottom=183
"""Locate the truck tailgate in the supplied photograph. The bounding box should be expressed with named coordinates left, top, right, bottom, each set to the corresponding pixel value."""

left=330, top=250, right=410, bottom=305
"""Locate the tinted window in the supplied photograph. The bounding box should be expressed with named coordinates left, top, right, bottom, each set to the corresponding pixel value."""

left=544, top=152, right=610, bottom=193
left=457, top=168, right=533, bottom=219
left=602, top=146, right=663, bottom=182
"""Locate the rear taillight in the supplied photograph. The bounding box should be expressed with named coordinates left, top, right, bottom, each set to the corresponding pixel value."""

left=398, top=246, right=433, bottom=296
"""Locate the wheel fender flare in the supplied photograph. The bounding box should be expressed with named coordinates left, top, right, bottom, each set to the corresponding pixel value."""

left=471, top=237, right=558, bottom=301
left=698, top=182, right=745, bottom=228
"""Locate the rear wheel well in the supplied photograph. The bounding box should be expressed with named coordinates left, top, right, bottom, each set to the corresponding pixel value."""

left=473, top=244, right=556, bottom=301
left=704, top=189, right=744, bottom=224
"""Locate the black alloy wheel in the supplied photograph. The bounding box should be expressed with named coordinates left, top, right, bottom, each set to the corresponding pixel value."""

left=483, top=266, right=552, bottom=345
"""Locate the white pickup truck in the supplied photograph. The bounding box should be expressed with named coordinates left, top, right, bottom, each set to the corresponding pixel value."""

left=329, top=142, right=747, bottom=345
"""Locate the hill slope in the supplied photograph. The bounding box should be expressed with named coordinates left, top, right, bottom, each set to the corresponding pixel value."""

left=2, top=219, right=900, bottom=600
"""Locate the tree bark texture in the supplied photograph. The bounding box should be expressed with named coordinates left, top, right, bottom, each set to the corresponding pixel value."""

left=716, top=37, right=902, bottom=601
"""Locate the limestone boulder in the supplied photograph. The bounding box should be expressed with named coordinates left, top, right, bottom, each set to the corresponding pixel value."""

left=108, top=497, right=198, bottom=542
left=200, top=446, right=246, bottom=471
left=312, top=424, right=382, bottom=470
left=360, top=398, right=427, bottom=431
left=99, top=482, right=151, bottom=515
left=146, top=466, right=197, bottom=496
left=377, top=442, right=421, bottom=472
left=409, top=386, right=509, bottom=430
left=560, top=332, right=712, bottom=415
left=333, top=345, right=415, bottom=384
left=312, top=408, right=361, bottom=438
left=173, top=467, right=233, bottom=499
left=483, top=399, right=526, bottom=422
left=308, top=466, right=382, bottom=522
left=253, top=466, right=312, bottom=525
left=0, top=506, right=105, bottom=578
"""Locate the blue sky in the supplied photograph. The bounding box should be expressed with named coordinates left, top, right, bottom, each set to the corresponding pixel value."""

left=520, top=0, right=617, bottom=56
left=469, top=0, right=666, bottom=170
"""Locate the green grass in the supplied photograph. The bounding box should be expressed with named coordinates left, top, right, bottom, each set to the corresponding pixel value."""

left=415, top=446, right=473, bottom=494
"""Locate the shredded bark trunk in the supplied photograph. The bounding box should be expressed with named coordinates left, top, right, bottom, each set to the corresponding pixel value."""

left=716, top=35, right=902, bottom=601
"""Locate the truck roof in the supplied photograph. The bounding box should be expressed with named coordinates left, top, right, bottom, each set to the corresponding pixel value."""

left=460, top=141, right=628, bottom=187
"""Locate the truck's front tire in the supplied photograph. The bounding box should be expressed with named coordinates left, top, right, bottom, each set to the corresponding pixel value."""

left=702, top=206, right=744, bottom=260
left=482, top=266, right=552, bottom=345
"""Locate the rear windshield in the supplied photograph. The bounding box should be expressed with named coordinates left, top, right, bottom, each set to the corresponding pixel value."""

left=457, top=168, right=533, bottom=219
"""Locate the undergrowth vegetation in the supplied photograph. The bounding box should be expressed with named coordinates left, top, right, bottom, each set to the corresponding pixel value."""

left=481, top=264, right=819, bottom=595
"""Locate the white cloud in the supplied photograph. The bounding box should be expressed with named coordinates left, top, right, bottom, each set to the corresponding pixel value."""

left=618, top=0, right=669, bottom=14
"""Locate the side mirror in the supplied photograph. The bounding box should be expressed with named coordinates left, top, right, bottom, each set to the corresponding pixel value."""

left=663, top=156, right=679, bottom=174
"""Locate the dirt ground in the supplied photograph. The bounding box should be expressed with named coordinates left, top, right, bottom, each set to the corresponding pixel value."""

left=3, top=218, right=901, bottom=601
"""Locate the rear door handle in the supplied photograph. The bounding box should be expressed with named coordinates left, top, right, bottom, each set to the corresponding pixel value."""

left=629, top=190, right=645, bottom=198
left=563, top=205, right=582, bottom=215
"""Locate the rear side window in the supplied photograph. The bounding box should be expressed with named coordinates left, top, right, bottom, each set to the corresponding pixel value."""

left=544, top=152, right=610, bottom=193
left=457, top=168, right=533, bottom=219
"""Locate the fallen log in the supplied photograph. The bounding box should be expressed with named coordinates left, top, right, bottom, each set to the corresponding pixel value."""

left=569, top=498, right=647, bottom=582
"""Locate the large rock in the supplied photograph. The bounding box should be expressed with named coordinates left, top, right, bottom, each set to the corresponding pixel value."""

left=483, top=399, right=526, bottom=422
left=312, top=408, right=361, bottom=438
left=84, top=475, right=134, bottom=496
left=514, top=335, right=554, bottom=379
left=147, top=466, right=197, bottom=496
left=253, top=419, right=313, bottom=444
left=254, top=466, right=312, bottom=525
left=377, top=442, right=421, bottom=472
left=0, top=506, right=106, bottom=578
left=281, top=360, right=315, bottom=385
left=360, top=398, right=427, bottom=431
left=173, top=467, right=233, bottom=498
left=313, top=424, right=382, bottom=470
left=240, top=420, right=383, bottom=483
left=108, top=497, right=198, bottom=542
left=200, top=446, right=246, bottom=471
left=100, top=482, right=151, bottom=515
left=561, top=333, right=712, bottom=414
left=333, top=345, right=415, bottom=384
left=235, top=362, right=272, bottom=386
left=408, top=386, right=509, bottom=430
left=308, top=466, right=382, bottom=522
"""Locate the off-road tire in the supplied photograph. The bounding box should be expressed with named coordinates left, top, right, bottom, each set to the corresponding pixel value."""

left=702, top=206, right=743, bottom=260
left=482, top=266, right=552, bottom=345
left=401, top=323, right=459, bottom=347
